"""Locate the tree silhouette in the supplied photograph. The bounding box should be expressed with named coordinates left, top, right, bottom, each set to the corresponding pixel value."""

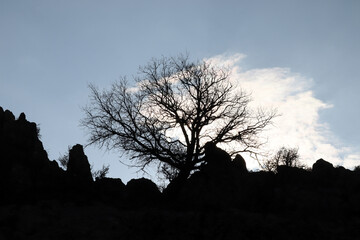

left=262, top=147, right=304, bottom=172
left=81, top=55, right=276, bottom=183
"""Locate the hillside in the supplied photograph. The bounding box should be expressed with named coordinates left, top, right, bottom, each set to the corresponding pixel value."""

left=1, top=107, right=360, bottom=239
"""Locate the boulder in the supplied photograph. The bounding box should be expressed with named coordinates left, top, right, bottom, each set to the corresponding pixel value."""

left=126, top=178, right=161, bottom=205
left=312, top=158, right=336, bottom=186
left=204, top=142, right=232, bottom=164
left=312, top=158, right=334, bottom=174
left=202, top=142, right=232, bottom=174
left=201, top=142, right=247, bottom=176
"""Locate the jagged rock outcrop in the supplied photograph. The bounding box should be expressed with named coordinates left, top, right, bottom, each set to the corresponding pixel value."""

left=0, top=107, right=127, bottom=203
left=67, top=144, right=93, bottom=183
left=0, top=107, right=66, bottom=201
left=3, top=106, right=360, bottom=240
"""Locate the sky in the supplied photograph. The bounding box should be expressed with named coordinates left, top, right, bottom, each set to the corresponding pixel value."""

left=1, top=0, right=359, bottom=183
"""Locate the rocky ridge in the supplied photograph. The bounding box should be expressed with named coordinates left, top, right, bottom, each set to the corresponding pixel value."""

left=1, top=107, right=360, bottom=239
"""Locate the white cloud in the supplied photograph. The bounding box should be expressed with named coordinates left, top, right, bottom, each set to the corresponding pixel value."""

left=206, top=53, right=360, bottom=170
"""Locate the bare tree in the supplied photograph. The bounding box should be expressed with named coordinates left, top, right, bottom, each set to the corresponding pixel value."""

left=262, top=147, right=304, bottom=172
left=81, top=54, right=276, bottom=183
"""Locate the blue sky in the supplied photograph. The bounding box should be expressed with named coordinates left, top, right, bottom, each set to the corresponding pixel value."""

left=1, top=0, right=359, bottom=183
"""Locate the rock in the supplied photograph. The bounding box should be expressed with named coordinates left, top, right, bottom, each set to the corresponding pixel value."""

left=312, top=158, right=334, bottom=174
left=95, top=177, right=125, bottom=193
left=18, top=112, right=26, bottom=122
left=276, top=165, right=309, bottom=186
left=233, top=154, right=247, bottom=173
left=67, top=144, right=93, bottom=183
left=312, top=158, right=337, bottom=186
left=4, top=109, right=15, bottom=121
left=0, top=107, right=66, bottom=202
left=202, top=142, right=232, bottom=174
left=171, top=143, right=250, bottom=208
left=0, top=107, right=3, bottom=125
left=126, top=178, right=161, bottom=205
left=95, top=177, right=126, bottom=202
left=201, top=142, right=247, bottom=176
left=204, top=142, right=232, bottom=163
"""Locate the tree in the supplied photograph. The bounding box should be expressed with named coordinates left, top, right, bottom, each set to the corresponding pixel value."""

left=262, top=147, right=303, bottom=172
left=81, top=54, right=276, bottom=183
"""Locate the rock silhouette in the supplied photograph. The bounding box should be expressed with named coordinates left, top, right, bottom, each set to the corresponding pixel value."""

left=233, top=154, right=247, bottom=172
left=313, top=158, right=334, bottom=173
left=0, top=107, right=67, bottom=202
left=126, top=177, right=161, bottom=206
left=67, top=144, right=93, bottom=183
left=1, top=107, right=360, bottom=239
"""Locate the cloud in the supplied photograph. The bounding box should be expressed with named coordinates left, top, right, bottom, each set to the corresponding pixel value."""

left=206, top=53, right=360, bottom=170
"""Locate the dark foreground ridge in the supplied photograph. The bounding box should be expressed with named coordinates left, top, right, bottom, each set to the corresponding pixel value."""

left=1, top=107, right=360, bottom=239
